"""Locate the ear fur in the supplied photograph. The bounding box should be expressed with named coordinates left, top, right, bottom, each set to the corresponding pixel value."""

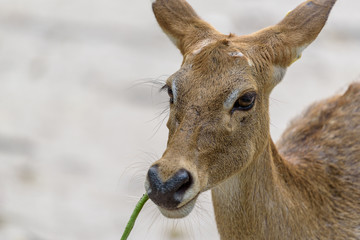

left=241, top=0, right=337, bottom=68
left=152, top=0, right=219, bottom=55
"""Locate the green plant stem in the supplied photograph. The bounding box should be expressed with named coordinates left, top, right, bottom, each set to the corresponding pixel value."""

left=121, top=193, right=149, bottom=240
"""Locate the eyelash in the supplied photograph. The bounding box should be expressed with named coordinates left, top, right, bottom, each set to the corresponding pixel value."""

left=161, top=85, right=174, bottom=104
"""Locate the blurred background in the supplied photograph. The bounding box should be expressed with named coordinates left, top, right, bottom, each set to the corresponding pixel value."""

left=0, top=0, right=359, bottom=239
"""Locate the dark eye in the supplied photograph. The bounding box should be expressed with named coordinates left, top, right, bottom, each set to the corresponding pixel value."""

left=161, top=85, right=174, bottom=104
left=231, top=91, right=256, bottom=112
left=167, top=87, right=174, bottom=104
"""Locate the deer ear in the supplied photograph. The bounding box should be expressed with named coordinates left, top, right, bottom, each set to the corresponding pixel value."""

left=243, top=0, right=336, bottom=69
left=152, top=0, right=219, bottom=55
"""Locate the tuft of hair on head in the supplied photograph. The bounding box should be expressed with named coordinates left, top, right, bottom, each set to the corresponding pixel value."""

left=221, top=39, right=230, bottom=46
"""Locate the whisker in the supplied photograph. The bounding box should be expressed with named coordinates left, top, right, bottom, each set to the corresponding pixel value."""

left=149, top=109, right=170, bottom=140
left=269, top=96, right=286, bottom=104
left=128, top=76, right=168, bottom=91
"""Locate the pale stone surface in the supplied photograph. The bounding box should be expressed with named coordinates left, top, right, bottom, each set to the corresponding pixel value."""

left=0, top=0, right=359, bottom=239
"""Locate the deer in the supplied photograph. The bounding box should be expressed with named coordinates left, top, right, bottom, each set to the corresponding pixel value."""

left=144, top=0, right=360, bottom=239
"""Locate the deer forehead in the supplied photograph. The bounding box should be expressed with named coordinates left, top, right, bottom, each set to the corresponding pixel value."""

left=167, top=40, right=261, bottom=106
left=190, top=40, right=247, bottom=59
left=187, top=38, right=255, bottom=68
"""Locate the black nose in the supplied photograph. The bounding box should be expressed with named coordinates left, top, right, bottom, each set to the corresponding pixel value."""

left=147, top=166, right=192, bottom=209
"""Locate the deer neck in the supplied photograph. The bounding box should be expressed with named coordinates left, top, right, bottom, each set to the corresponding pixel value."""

left=211, top=139, right=305, bottom=239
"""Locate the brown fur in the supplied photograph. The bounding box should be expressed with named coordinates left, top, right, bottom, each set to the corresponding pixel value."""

left=146, top=0, right=360, bottom=239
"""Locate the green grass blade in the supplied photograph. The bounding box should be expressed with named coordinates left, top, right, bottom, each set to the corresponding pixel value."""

left=121, top=193, right=149, bottom=240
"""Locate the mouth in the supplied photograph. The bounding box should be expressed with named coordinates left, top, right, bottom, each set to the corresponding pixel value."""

left=157, top=196, right=198, bottom=218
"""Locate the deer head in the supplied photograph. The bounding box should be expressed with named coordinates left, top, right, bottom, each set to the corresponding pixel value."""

left=145, top=0, right=336, bottom=218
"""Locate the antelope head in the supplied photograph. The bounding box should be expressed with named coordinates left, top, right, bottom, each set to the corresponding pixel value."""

left=145, top=0, right=336, bottom=218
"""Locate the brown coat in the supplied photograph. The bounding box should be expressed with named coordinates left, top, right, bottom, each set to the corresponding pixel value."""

left=145, top=0, right=360, bottom=239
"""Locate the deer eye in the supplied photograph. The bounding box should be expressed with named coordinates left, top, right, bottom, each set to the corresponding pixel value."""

left=231, top=91, right=256, bottom=112
left=161, top=85, right=174, bottom=104
left=167, top=87, right=174, bottom=104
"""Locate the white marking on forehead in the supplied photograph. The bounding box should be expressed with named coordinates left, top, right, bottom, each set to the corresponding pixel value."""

left=228, top=51, right=254, bottom=67
left=192, top=39, right=214, bottom=55
left=224, top=89, right=240, bottom=109
left=229, top=52, right=244, bottom=57
left=247, top=58, right=254, bottom=67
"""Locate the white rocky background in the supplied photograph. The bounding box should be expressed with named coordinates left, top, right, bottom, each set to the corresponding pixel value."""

left=0, top=0, right=359, bottom=239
